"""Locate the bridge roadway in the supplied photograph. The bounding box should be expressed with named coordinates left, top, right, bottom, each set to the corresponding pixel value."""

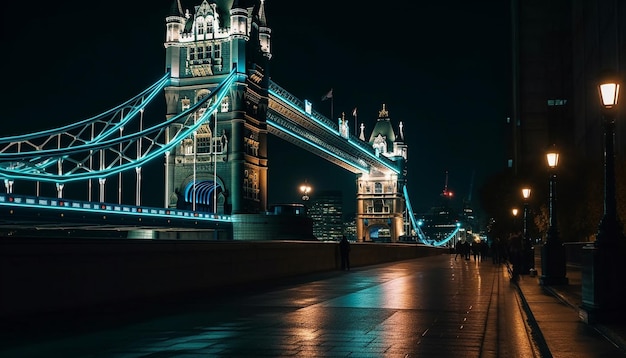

left=4, top=254, right=623, bottom=357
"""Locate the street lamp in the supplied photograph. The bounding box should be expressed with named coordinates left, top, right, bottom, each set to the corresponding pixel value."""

left=580, top=72, right=624, bottom=323
left=300, top=182, right=312, bottom=201
left=596, top=74, right=622, bottom=248
left=539, top=147, right=568, bottom=285
left=522, top=187, right=533, bottom=274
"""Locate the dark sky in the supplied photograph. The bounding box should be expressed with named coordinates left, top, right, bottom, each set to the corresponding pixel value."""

left=1, top=0, right=510, bottom=217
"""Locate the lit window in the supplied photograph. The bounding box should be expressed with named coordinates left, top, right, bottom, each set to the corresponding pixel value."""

left=214, top=43, right=221, bottom=58
left=197, top=19, right=205, bottom=35
left=181, top=98, right=190, bottom=112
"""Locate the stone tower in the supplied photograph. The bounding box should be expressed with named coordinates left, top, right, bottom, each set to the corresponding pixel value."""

left=356, top=104, right=408, bottom=242
left=163, top=0, right=271, bottom=215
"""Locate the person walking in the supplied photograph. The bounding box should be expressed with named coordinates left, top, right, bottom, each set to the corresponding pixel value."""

left=339, top=235, right=351, bottom=271
left=491, top=237, right=501, bottom=264
left=454, top=240, right=463, bottom=261
left=472, top=241, right=481, bottom=261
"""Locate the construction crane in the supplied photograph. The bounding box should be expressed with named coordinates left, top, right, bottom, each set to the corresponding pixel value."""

left=441, top=170, right=454, bottom=198
left=466, top=170, right=475, bottom=203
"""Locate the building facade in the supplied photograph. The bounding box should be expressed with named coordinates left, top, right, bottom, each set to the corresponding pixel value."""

left=510, top=0, right=625, bottom=175
left=507, top=0, right=625, bottom=243
left=309, top=190, right=343, bottom=240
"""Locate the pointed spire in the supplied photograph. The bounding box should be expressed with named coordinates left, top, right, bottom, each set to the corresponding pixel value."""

left=169, top=0, right=184, bottom=16
left=258, top=0, right=268, bottom=27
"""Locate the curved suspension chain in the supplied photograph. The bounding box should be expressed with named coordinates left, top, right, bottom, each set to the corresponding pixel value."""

left=0, top=69, right=238, bottom=183
left=0, top=73, right=170, bottom=155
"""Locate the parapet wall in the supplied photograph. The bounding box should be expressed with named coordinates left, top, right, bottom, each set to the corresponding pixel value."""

left=0, top=238, right=445, bottom=318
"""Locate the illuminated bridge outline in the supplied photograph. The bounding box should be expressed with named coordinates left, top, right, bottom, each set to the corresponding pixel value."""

left=0, top=71, right=459, bottom=246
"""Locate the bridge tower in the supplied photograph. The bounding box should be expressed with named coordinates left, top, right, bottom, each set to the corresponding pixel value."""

left=356, top=105, right=408, bottom=242
left=163, top=0, right=271, bottom=216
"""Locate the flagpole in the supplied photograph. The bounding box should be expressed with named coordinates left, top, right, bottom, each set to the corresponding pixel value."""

left=322, top=88, right=333, bottom=119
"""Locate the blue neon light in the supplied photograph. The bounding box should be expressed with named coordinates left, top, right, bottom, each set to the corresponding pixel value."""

left=0, top=73, right=170, bottom=144
left=403, top=184, right=458, bottom=247
left=0, top=69, right=238, bottom=183
left=0, top=193, right=231, bottom=223
left=266, top=119, right=370, bottom=173
left=269, top=89, right=401, bottom=175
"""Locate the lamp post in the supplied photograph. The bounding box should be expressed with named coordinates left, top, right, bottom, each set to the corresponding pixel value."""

left=510, top=207, right=521, bottom=281
left=595, top=75, right=622, bottom=247
left=522, top=187, right=534, bottom=274
left=300, top=181, right=312, bottom=215
left=511, top=208, right=519, bottom=234
left=580, top=72, right=624, bottom=323
left=539, top=148, right=568, bottom=285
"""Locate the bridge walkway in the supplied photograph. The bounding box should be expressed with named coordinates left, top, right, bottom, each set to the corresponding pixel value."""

left=1, top=254, right=624, bottom=357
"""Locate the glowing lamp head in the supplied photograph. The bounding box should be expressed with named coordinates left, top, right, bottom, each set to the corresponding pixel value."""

left=598, top=72, right=621, bottom=109
left=546, top=150, right=559, bottom=168
left=522, top=187, right=531, bottom=200
left=512, top=208, right=519, bottom=217
left=300, top=182, right=312, bottom=201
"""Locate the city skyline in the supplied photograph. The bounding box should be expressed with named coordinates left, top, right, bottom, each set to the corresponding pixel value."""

left=1, top=0, right=511, bottom=218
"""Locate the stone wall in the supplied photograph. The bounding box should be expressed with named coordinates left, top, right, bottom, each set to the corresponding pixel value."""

left=0, top=238, right=445, bottom=318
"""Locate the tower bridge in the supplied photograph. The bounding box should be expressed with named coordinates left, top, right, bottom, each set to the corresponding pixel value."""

left=0, top=0, right=458, bottom=245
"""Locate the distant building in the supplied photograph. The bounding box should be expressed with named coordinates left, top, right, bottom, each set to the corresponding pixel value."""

left=343, top=215, right=357, bottom=241
left=309, top=190, right=343, bottom=240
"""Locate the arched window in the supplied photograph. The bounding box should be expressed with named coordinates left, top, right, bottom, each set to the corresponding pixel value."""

left=196, top=18, right=205, bottom=35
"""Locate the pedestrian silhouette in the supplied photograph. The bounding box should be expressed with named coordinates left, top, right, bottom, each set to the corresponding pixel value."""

left=472, top=241, right=481, bottom=261
left=508, top=231, right=523, bottom=282
left=491, top=237, right=502, bottom=264
left=339, top=235, right=351, bottom=270
left=463, top=240, right=471, bottom=260
left=454, top=240, right=463, bottom=261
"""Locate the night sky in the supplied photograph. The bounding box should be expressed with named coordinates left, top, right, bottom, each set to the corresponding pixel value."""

left=1, top=0, right=510, bottom=218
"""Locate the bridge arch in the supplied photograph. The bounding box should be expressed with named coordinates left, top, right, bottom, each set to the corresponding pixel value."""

left=177, top=178, right=227, bottom=214
left=365, top=223, right=392, bottom=242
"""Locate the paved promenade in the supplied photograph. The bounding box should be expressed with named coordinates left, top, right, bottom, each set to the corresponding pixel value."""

left=515, top=252, right=626, bottom=357
left=1, top=253, right=625, bottom=357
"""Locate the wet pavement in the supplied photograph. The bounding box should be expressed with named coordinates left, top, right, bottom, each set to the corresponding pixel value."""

left=1, top=253, right=625, bottom=357
left=514, top=251, right=626, bottom=358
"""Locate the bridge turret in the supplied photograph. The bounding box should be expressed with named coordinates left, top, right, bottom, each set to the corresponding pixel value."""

left=230, top=0, right=250, bottom=40
left=357, top=104, right=408, bottom=243
left=394, top=121, right=408, bottom=161
left=165, top=0, right=187, bottom=77
left=368, top=104, right=395, bottom=157
left=256, top=0, right=272, bottom=59
left=164, top=1, right=270, bottom=221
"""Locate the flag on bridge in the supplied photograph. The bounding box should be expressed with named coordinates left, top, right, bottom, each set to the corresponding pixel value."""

left=321, top=88, right=333, bottom=101
left=352, top=108, right=357, bottom=136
